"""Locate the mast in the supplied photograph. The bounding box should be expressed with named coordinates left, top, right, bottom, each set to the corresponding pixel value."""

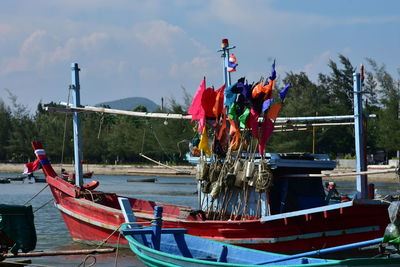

left=70, top=63, right=83, bottom=186
left=353, top=71, right=368, bottom=198
left=219, top=38, right=235, bottom=87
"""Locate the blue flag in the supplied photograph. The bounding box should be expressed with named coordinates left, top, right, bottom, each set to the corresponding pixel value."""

left=279, top=83, right=291, bottom=100
left=269, top=60, right=276, bottom=81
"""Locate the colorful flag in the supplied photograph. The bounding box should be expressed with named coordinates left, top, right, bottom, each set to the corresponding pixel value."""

left=267, top=104, right=282, bottom=121
left=198, top=125, right=212, bottom=156
left=227, top=54, right=238, bottom=72
left=239, top=108, right=250, bottom=128
left=224, top=82, right=238, bottom=107
left=23, top=159, right=41, bottom=174
left=269, top=60, right=276, bottom=81
left=213, top=84, right=225, bottom=118
left=249, top=108, right=260, bottom=139
left=279, top=83, right=291, bottom=101
left=188, top=78, right=206, bottom=131
left=202, top=87, right=217, bottom=117
left=258, top=118, right=275, bottom=155
left=262, top=98, right=274, bottom=113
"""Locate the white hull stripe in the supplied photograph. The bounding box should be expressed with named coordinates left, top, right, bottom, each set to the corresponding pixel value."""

left=56, top=203, right=380, bottom=245
left=56, top=203, right=119, bottom=231
left=221, top=225, right=380, bottom=244
left=35, top=149, right=46, bottom=156
left=261, top=201, right=354, bottom=222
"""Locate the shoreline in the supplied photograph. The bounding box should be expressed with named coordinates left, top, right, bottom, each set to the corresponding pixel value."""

left=0, top=163, right=398, bottom=182
left=0, top=163, right=196, bottom=177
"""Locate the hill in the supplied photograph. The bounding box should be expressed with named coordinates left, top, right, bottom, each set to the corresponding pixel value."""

left=96, top=97, right=159, bottom=112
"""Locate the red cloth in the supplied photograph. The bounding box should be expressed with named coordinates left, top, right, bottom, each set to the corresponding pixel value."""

left=202, top=87, right=217, bottom=118
left=249, top=108, right=260, bottom=139
left=188, top=79, right=206, bottom=131
left=258, top=118, right=275, bottom=155
left=23, top=158, right=41, bottom=174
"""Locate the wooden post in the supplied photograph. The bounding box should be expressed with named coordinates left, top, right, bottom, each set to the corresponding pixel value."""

left=152, top=206, right=163, bottom=251
left=353, top=72, right=368, bottom=198
left=71, top=63, right=83, bottom=186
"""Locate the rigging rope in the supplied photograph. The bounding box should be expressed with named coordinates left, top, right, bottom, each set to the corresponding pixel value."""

left=140, top=127, right=146, bottom=154
left=148, top=122, right=173, bottom=162
left=23, top=184, right=49, bottom=205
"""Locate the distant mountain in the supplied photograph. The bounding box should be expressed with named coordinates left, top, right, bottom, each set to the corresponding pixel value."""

left=96, top=97, right=159, bottom=112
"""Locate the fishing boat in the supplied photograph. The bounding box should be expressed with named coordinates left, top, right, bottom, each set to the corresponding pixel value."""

left=127, top=178, right=156, bottom=183
left=29, top=39, right=397, bottom=254
left=0, top=204, right=37, bottom=255
left=0, top=178, right=11, bottom=184
left=121, top=206, right=400, bottom=267
left=1, top=176, right=27, bottom=182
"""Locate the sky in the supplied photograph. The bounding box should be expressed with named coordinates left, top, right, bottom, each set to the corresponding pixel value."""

left=1, top=0, right=399, bottom=112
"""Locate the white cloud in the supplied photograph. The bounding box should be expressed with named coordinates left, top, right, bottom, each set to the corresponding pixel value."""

left=303, top=51, right=332, bottom=81
left=133, top=20, right=185, bottom=48
left=169, top=56, right=216, bottom=79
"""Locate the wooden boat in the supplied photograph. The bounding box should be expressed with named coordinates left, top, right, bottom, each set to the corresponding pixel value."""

left=0, top=178, right=11, bottom=184
left=30, top=141, right=391, bottom=254
left=127, top=178, right=156, bottom=183
left=33, top=176, right=46, bottom=183
left=1, top=176, right=27, bottom=182
left=61, top=171, right=94, bottom=180
left=0, top=204, right=36, bottom=255
left=121, top=206, right=400, bottom=267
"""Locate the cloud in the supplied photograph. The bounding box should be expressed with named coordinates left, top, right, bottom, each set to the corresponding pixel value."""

left=20, top=30, right=47, bottom=56
left=169, top=56, right=216, bottom=79
left=46, top=32, right=109, bottom=63
left=133, top=20, right=185, bottom=48
left=1, top=30, right=110, bottom=74
left=303, top=51, right=332, bottom=81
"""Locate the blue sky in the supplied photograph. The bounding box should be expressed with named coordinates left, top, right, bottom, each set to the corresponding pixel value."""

left=1, top=0, right=399, bottom=112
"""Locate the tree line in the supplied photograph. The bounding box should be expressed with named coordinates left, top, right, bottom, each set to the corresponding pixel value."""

left=0, top=55, right=399, bottom=165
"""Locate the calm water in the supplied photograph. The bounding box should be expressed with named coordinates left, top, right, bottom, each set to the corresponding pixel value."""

left=1, top=173, right=400, bottom=266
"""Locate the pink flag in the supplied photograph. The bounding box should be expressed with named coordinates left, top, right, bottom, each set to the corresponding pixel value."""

left=23, top=158, right=41, bottom=174
left=249, top=108, right=260, bottom=139
left=188, top=78, right=206, bottom=131
left=258, top=118, right=274, bottom=155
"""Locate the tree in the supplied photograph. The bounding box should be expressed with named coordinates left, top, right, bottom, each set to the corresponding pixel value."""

left=5, top=90, right=37, bottom=162
left=367, top=59, right=400, bottom=157
left=0, top=99, right=12, bottom=161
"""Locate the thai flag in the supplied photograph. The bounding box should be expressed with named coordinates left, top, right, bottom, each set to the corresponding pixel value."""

left=23, top=158, right=42, bottom=174
left=227, top=54, right=238, bottom=72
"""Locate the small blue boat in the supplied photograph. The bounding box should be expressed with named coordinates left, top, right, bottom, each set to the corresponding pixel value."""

left=121, top=206, right=400, bottom=267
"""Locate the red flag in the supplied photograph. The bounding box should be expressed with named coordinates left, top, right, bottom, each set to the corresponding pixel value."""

left=188, top=78, right=206, bottom=131
left=249, top=108, right=260, bottom=139
left=258, top=118, right=275, bottom=155
left=202, top=87, right=217, bottom=118
left=23, top=159, right=41, bottom=174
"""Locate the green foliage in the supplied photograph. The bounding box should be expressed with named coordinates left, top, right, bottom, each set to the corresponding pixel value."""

left=0, top=56, right=398, bottom=163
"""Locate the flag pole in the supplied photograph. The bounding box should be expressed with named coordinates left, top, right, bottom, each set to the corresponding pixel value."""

left=353, top=71, right=368, bottom=198
left=219, top=38, right=235, bottom=87
left=70, top=63, right=83, bottom=186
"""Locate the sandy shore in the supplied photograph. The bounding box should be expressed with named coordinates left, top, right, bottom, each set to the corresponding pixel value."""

left=0, top=163, right=196, bottom=177
left=0, top=163, right=398, bottom=182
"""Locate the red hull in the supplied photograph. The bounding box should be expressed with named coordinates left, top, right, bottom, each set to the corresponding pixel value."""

left=32, top=141, right=390, bottom=253
left=49, top=182, right=389, bottom=253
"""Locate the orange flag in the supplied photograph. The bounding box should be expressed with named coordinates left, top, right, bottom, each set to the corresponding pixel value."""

left=267, top=104, right=282, bottom=121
